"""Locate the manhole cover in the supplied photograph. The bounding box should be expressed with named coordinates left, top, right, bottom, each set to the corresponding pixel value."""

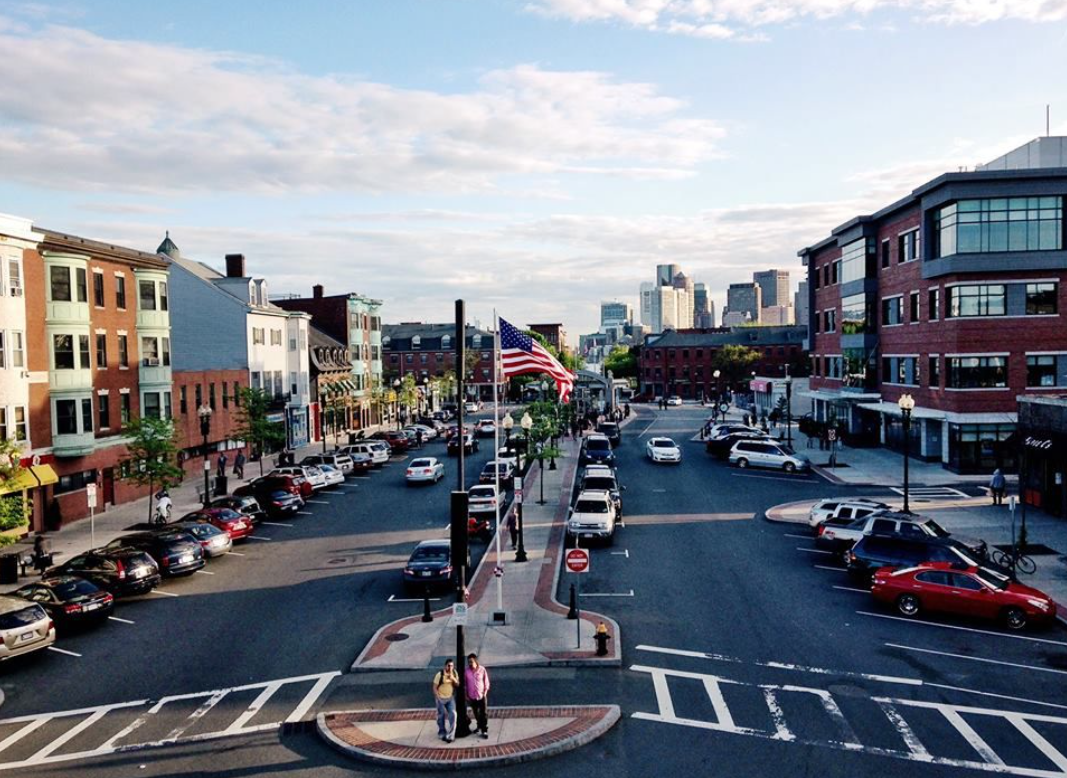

left=828, top=683, right=870, bottom=699
left=385, top=633, right=410, bottom=642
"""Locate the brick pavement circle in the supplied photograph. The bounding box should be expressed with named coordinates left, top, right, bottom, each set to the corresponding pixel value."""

left=318, top=704, right=621, bottom=770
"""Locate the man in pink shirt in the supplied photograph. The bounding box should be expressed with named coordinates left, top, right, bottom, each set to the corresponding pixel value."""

left=464, top=653, right=491, bottom=738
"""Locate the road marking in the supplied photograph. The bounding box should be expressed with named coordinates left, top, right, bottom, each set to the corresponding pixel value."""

left=47, top=646, right=81, bottom=657
left=857, top=611, right=1067, bottom=646
left=813, top=564, right=847, bottom=572
left=307, top=500, right=330, bottom=505
left=876, top=701, right=930, bottom=758
left=108, top=616, right=135, bottom=624
left=886, top=643, right=1067, bottom=676
left=1007, top=715, right=1067, bottom=772
left=634, top=645, right=741, bottom=663
left=262, top=521, right=294, bottom=527
left=731, top=473, right=820, bottom=484
left=833, top=585, right=868, bottom=593
left=195, top=570, right=215, bottom=575
left=796, top=547, right=832, bottom=555
left=610, top=549, right=630, bottom=558
left=246, top=535, right=272, bottom=541
left=297, top=511, right=314, bottom=515
left=225, top=551, right=246, bottom=557
left=783, top=533, right=811, bottom=539
left=147, top=589, right=180, bottom=597
left=222, top=681, right=283, bottom=734
left=387, top=594, right=442, bottom=602
left=580, top=590, right=634, bottom=597
left=939, top=708, right=1006, bottom=765
left=24, top=708, right=108, bottom=762
left=0, top=718, right=50, bottom=754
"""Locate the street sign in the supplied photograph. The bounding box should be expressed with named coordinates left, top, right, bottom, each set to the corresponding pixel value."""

left=827, top=429, right=837, bottom=442
left=86, top=483, right=98, bottom=509
left=719, top=403, right=729, bottom=413
left=565, top=548, right=590, bottom=574
left=452, top=603, right=469, bottom=626
left=515, top=489, right=523, bottom=504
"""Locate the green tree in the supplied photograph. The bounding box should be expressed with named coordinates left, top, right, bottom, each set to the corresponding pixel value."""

left=120, top=416, right=184, bottom=523
left=603, top=346, right=637, bottom=380
left=235, top=387, right=287, bottom=476
left=712, top=345, right=761, bottom=388
left=0, top=439, right=30, bottom=546
left=398, top=373, right=419, bottom=423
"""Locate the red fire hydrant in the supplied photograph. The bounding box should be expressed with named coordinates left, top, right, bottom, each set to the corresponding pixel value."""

left=594, top=622, right=611, bottom=657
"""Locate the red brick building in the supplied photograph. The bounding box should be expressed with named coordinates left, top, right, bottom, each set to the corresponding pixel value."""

left=172, top=370, right=248, bottom=479
left=382, top=323, right=501, bottom=402
left=528, top=323, right=568, bottom=355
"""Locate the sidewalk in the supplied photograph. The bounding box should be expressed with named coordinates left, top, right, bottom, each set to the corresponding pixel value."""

left=350, top=435, right=621, bottom=671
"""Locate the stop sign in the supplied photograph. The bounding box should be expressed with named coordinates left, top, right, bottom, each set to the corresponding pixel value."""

left=565, top=548, right=590, bottom=574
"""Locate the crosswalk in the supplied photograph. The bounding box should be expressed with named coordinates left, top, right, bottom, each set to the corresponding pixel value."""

left=889, top=486, right=971, bottom=502
left=632, top=658, right=1067, bottom=777
left=0, top=670, right=339, bottom=772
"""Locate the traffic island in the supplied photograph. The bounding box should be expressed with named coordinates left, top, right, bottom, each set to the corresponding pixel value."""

left=317, top=705, right=621, bottom=770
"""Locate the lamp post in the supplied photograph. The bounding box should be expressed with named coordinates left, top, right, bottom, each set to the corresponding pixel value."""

left=898, top=393, right=915, bottom=514
left=784, top=370, right=793, bottom=448
left=516, top=411, right=532, bottom=562
left=198, top=404, right=212, bottom=507
left=393, top=378, right=401, bottom=430
left=502, top=411, right=513, bottom=448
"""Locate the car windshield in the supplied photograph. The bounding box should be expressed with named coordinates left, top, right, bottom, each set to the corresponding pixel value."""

left=584, top=477, right=616, bottom=491
left=469, top=487, right=494, bottom=497
left=586, top=439, right=610, bottom=451
left=778, top=445, right=796, bottom=455
left=921, top=519, right=951, bottom=538
left=52, top=579, right=99, bottom=598
left=270, top=490, right=292, bottom=501
left=0, top=605, right=45, bottom=630
left=412, top=547, right=449, bottom=562
left=974, top=567, right=1010, bottom=590
left=213, top=509, right=241, bottom=519
left=411, top=459, right=433, bottom=468
left=652, top=440, right=676, bottom=448
left=575, top=500, right=609, bottom=513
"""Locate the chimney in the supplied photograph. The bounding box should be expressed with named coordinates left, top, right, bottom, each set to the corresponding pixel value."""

left=225, top=253, right=246, bottom=278
left=313, top=284, right=324, bottom=299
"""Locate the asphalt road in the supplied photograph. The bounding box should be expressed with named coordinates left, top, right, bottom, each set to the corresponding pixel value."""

left=8, top=405, right=1067, bottom=778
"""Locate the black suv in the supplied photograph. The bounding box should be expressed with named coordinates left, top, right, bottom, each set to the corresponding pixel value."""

left=847, top=534, right=982, bottom=585
left=210, top=495, right=267, bottom=524
left=597, top=422, right=621, bottom=447
left=402, top=540, right=471, bottom=593
left=105, top=531, right=205, bottom=577
left=50, top=548, right=161, bottom=597
left=706, top=430, right=773, bottom=459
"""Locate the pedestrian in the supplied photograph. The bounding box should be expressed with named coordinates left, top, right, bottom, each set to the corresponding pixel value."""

left=233, top=450, right=246, bottom=479
left=506, top=511, right=518, bottom=549
left=990, top=468, right=1006, bottom=505
left=625, top=403, right=631, bottom=418
left=432, top=659, right=459, bottom=742
left=216, top=452, right=227, bottom=479
left=416, top=429, right=424, bottom=449
left=32, top=534, right=52, bottom=577
left=465, top=653, right=491, bottom=739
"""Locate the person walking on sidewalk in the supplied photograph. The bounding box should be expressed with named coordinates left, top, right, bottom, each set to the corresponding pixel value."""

left=233, top=451, right=246, bottom=479
left=32, top=534, right=52, bottom=577
left=506, top=511, right=518, bottom=549
left=216, top=453, right=227, bottom=479
left=465, top=653, right=491, bottom=738
left=990, top=468, right=1006, bottom=505
left=432, top=659, right=459, bottom=742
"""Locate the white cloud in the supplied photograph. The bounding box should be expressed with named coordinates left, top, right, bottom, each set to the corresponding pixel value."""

left=0, top=20, right=724, bottom=195
left=528, top=0, right=1067, bottom=40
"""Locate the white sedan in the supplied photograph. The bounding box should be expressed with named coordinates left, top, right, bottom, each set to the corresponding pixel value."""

left=646, top=437, right=682, bottom=463
left=464, top=401, right=481, bottom=413
left=406, top=457, right=445, bottom=484
left=405, top=424, right=438, bottom=441
left=468, top=484, right=501, bottom=513
left=317, top=464, right=346, bottom=488
left=666, top=396, right=683, bottom=407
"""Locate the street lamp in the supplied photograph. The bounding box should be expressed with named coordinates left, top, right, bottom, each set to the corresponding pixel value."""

left=898, top=393, right=915, bottom=514
left=502, top=411, right=513, bottom=447
left=784, top=371, right=793, bottom=449
left=393, top=378, right=401, bottom=430
left=516, top=411, right=533, bottom=562
left=198, top=404, right=213, bottom=507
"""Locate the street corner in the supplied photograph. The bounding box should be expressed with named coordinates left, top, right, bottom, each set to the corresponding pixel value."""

left=317, top=704, right=621, bottom=770
left=539, top=611, right=623, bottom=667
left=763, top=500, right=816, bottom=524
left=350, top=608, right=450, bottom=672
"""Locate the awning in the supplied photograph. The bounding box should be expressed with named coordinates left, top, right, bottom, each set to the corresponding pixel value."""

left=0, top=464, right=58, bottom=496
left=857, top=401, right=1017, bottom=425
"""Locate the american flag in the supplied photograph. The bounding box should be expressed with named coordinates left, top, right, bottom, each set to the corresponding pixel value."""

left=498, top=317, right=574, bottom=403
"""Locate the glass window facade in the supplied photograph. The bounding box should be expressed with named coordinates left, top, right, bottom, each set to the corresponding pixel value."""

left=947, top=285, right=1006, bottom=317
left=841, top=294, right=873, bottom=334
left=934, top=197, right=1063, bottom=258
left=948, top=423, right=1016, bottom=473
left=840, top=238, right=875, bottom=284
left=947, top=356, right=1008, bottom=388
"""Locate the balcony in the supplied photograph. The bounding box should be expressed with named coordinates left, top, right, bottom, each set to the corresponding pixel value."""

left=52, top=429, right=96, bottom=457
left=139, top=359, right=172, bottom=389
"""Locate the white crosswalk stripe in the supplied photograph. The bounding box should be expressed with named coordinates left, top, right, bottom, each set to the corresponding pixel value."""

left=889, top=486, right=970, bottom=500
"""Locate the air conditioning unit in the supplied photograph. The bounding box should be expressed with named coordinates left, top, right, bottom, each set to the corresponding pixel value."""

left=10, top=287, right=22, bottom=297
left=144, top=358, right=160, bottom=367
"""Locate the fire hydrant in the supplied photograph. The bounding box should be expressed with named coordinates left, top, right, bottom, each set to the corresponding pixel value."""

left=594, top=622, right=611, bottom=657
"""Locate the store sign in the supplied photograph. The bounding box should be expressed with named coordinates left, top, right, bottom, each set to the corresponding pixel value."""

left=1024, top=436, right=1054, bottom=451
left=266, top=412, right=286, bottom=423
left=749, top=380, right=771, bottom=393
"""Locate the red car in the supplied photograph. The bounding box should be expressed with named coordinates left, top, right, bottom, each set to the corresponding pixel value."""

left=235, top=474, right=307, bottom=500
left=181, top=508, right=254, bottom=542
left=376, top=431, right=410, bottom=452
left=871, top=562, right=1057, bottom=631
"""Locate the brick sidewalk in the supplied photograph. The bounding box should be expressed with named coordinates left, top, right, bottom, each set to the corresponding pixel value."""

left=318, top=705, right=621, bottom=769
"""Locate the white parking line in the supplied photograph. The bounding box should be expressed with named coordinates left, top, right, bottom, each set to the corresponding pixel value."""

left=226, top=551, right=246, bottom=557
left=783, top=533, right=811, bottom=539
left=611, top=550, right=630, bottom=558
left=814, top=565, right=847, bottom=572
left=47, top=646, right=81, bottom=657
left=387, top=594, right=442, bottom=603
left=246, top=535, right=271, bottom=541
left=297, top=511, right=314, bottom=515
left=195, top=570, right=215, bottom=576
left=857, top=611, right=1067, bottom=646
left=307, top=500, right=329, bottom=505
left=108, top=616, right=135, bottom=624
left=580, top=590, right=634, bottom=597
left=148, top=589, right=180, bottom=597
left=262, top=521, right=294, bottom=527
left=833, top=585, right=868, bottom=593
left=886, top=643, right=1067, bottom=676
left=796, top=547, right=832, bottom=555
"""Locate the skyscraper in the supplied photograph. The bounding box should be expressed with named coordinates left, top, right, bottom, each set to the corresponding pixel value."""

left=672, top=271, right=694, bottom=329
left=693, top=283, right=716, bottom=328
left=794, top=281, right=809, bottom=332
left=726, top=282, right=761, bottom=323
left=600, top=300, right=633, bottom=329
left=753, top=269, right=791, bottom=309
left=656, top=263, right=681, bottom=287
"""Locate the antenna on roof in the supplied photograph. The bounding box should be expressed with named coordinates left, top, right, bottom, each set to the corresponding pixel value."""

left=1047, top=104, right=1051, bottom=137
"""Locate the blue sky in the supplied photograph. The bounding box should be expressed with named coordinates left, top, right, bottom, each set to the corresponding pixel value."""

left=1, top=0, right=1065, bottom=340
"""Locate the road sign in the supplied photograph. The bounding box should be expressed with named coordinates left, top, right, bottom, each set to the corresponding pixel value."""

left=86, top=483, right=98, bottom=509
left=827, top=429, right=837, bottom=442
left=515, top=489, right=523, bottom=504
left=565, top=548, right=590, bottom=574
left=452, top=603, right=469, bottom=626
left=719, top=403, right=729, bottom=413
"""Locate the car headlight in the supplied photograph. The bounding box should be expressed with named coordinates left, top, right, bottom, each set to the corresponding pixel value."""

left=1027, top=598, right=1051, bottom=611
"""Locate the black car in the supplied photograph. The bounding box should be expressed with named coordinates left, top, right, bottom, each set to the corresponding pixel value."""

left=12, top=576, right=114, bottom=629
left=402, top=540, right=470, bottom=593
left=49, top=548, right=161, bottom=597
left=104, top=531, right=205, bottom=577
left=447, top=433, right=479, bottom=456
left=597, top=422, right=621, bottom=447
left=580, top=435, right=615, bottom=466
left=705, top=430, right=774, bottom=459
left=233, top=479, right=304, bottom=516
left=210, top=494, right=267, bottom=524
left=847, top=534, right=985, bottom=585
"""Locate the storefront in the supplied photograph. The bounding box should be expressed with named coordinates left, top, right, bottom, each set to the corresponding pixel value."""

left=946, top=422, right=1017, bottom=474
left=1017, top=395, right=1067, bottom=518
left=4, top=462, right=59, bottom=536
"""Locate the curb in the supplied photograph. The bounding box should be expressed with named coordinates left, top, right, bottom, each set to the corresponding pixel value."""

left=763, top=500, right=815, bottom=525
left=316, top=704, right=621, bottom=770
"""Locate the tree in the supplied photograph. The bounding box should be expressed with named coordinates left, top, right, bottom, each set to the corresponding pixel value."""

left=527, top=330, right=582, bottom=372
left=398, top=373, right=419, bottom=424
left=712, top=345, right=761, bottom=388
left=0, top=439, right=29, bottom=546
left=235, top=387, right=287, bottom=476
left=121, top=416, right=184, bottom=523
left=603, top=346, right=637, bottom=380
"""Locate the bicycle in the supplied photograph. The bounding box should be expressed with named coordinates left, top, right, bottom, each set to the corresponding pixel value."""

left=989, top=547, right=1036, bottom=575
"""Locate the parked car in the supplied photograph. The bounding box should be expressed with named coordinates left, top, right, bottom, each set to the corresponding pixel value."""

left=406, top=457, right=445, bottom=484
left=479, top=460, right=515, bottom=485
left=0, top=597, right=55, bottom=661
left=580, top=466, right=623, bottom=516
left=871, top=562, right=1057, bottom=630
left=317, top=464, right=346, bottom=487
left=171, top=520, right=234, bottom=557
left=464, top=400, right=481, bottom=413
left=475, top=420, right=496, bottom=437
left=807, top=497, right=890, bottom=529
left=708, top=424, right=764, bottom=440
left=337, top=442, right=389, bottom=466
left=597, top=422, right=621, bottom=446
left=180, top=508, right=255, bottom=541
left=407, top=423, right=439, bottom=440
left=402, top=539, right=469, bottom=592
left=210, top=494, right=267, bottom=525
left=729, top=440, right=809, bottom=473
left=706, top=430, right=774, bottom=459
left=580, top=435, right=616, bottom=466
left=236, top=474, right=307, bottom=502
left=375, top=431, right=411, bottom=452
left=666, top=396, right=683, bottom=406
left=302, top=453, right=356, bottom=475
left=496, top=446, right=523, bottom=471
left=12, top=576, right=114, bottom=630
left=468, top=484, right=501, bottom=514
left=817, top=511, right=986, bottom=560
left=847, top=534, right=983, bottom=585
left=646, top=437, right=682, bottom=464
left=271, top=465, right=326, bottom=491
left=50, top=548, right=161, bottom=597
left=105, top=530, right=205, bottom=577
left=447, top=433, right=479, bottom=456
left=566, top=490, right=617, bottom=545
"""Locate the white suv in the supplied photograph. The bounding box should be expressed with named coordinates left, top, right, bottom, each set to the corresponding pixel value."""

left=272, top=465, right=327, bottom=490
left=808, top=498, right=889, bottom=529
left=729, top=440, right=809, bottom=473
left=339, top=442, right=389, bottom=466
left=567, top=490, right=617, bottom=545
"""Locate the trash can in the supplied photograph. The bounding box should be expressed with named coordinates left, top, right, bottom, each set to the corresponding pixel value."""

left=0, top=552, right=19, bottom=584
left=214, top=474, right=228, bottom=497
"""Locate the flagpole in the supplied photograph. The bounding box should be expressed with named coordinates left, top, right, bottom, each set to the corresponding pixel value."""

left=493, top=309, right=504, bottom=617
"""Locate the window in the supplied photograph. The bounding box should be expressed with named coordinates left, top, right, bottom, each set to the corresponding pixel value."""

left=0, top=409, right=7, bottom=439
left=50, top=266, right=72, bottom=301
left=251, top=372, right=260, bottom=390
left=164, top=391, right=172, bottom=419
left=0, top=332, right=5, bottom=368
left=934, top=197, right=1063, bottom=257
left=55, top=469, right=98, bottom=495
left=139, top=280, right=156, bottom=310
left=115, top=276, right=127, bottom=309
left=822, top=265, right=830, bottom=287
left=897, top=230, right=919, bottom=263
left=93, top=271, right=105, bottom=306
left=1027, top=355, right=1059, bottom=387
left=289, top=336, right=297, bottom=351
left=881, top=296, right=903, bottom=326
left=180, top=385, right=188, bottom=414
left=840, top=238, right=875, bottom=284
left=118, top=334, right=128, bottom=367
left=822, top=309, right=836, bottom=332
left=222, top=384, right=229, bottom=409
left=162, top=337, right=171, bottom=366
left=13, top=407, right=26, bottom=441
left=53, top=335, right=75, bottom=369
left=81, top=398, right=93, bottom=432
left=76, top=268, right=88, bottom=302
left=8, top=258, right=21, bottom=296
left=929, top=355, right=940, bottom=388
left=909, top=291, right=919, bottom=323
left=252, top=328, right=265, bottom=345
left=274, top=371, right=283, bottom=397
left=1026, top=283, right=1058, bottom=315
left=120, top=393, right=131, bottom=426
left=209, top=383, right=216, bottom=410
left=234, top=382, right=240, bottom=406
left=881, top=357, right=890, bottom=381
left=96, top=334, right=107, bottom=367
left=928, top=288, right=940, bottom=321
left=143, top=392, right=161, bottom=420
left=831, top=260, right=840, bottom=284
left=55, top=399, right=77, bottom=435
left=141, top=337, right=159, bottom=366
left=420, top=353, right=427, bottom=364
left=840, top=294, right=873, bottom=334
left=947, top=356, right=1008, bottom=389
left=947, top=285, right=1006, bottom=317
left=270, top=329, right=282, bottom=346
left=195, top=383, right=203, bottom=408
left=79, top=335, right=90, bottom=369
left=159, top=282, right=168, bottom=311
left=290, top=372, right=297, bottom=395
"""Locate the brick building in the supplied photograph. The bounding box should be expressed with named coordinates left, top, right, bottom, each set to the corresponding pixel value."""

left=639, top=326, right=808, bottom=401
left=800, top=136, right=1067, bottom=473
left=382, top=323, right=501, bottom=402
left=528, top=323, right=568, bottom=354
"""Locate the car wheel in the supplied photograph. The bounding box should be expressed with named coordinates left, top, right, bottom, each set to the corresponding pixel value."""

left=736, top=458, right=749, bottom=469
left=1003, top=606, right=1028, bottom=631
left=896, top=593, right=921, bottom=618
left=783, top=461, right=796, bottom=473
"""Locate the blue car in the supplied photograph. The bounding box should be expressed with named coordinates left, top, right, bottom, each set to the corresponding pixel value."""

left=580, top=435, right=615, bottom=466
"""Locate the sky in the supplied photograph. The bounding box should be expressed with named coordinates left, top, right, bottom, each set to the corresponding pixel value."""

left=1, top=0, right=1066, bottom=343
